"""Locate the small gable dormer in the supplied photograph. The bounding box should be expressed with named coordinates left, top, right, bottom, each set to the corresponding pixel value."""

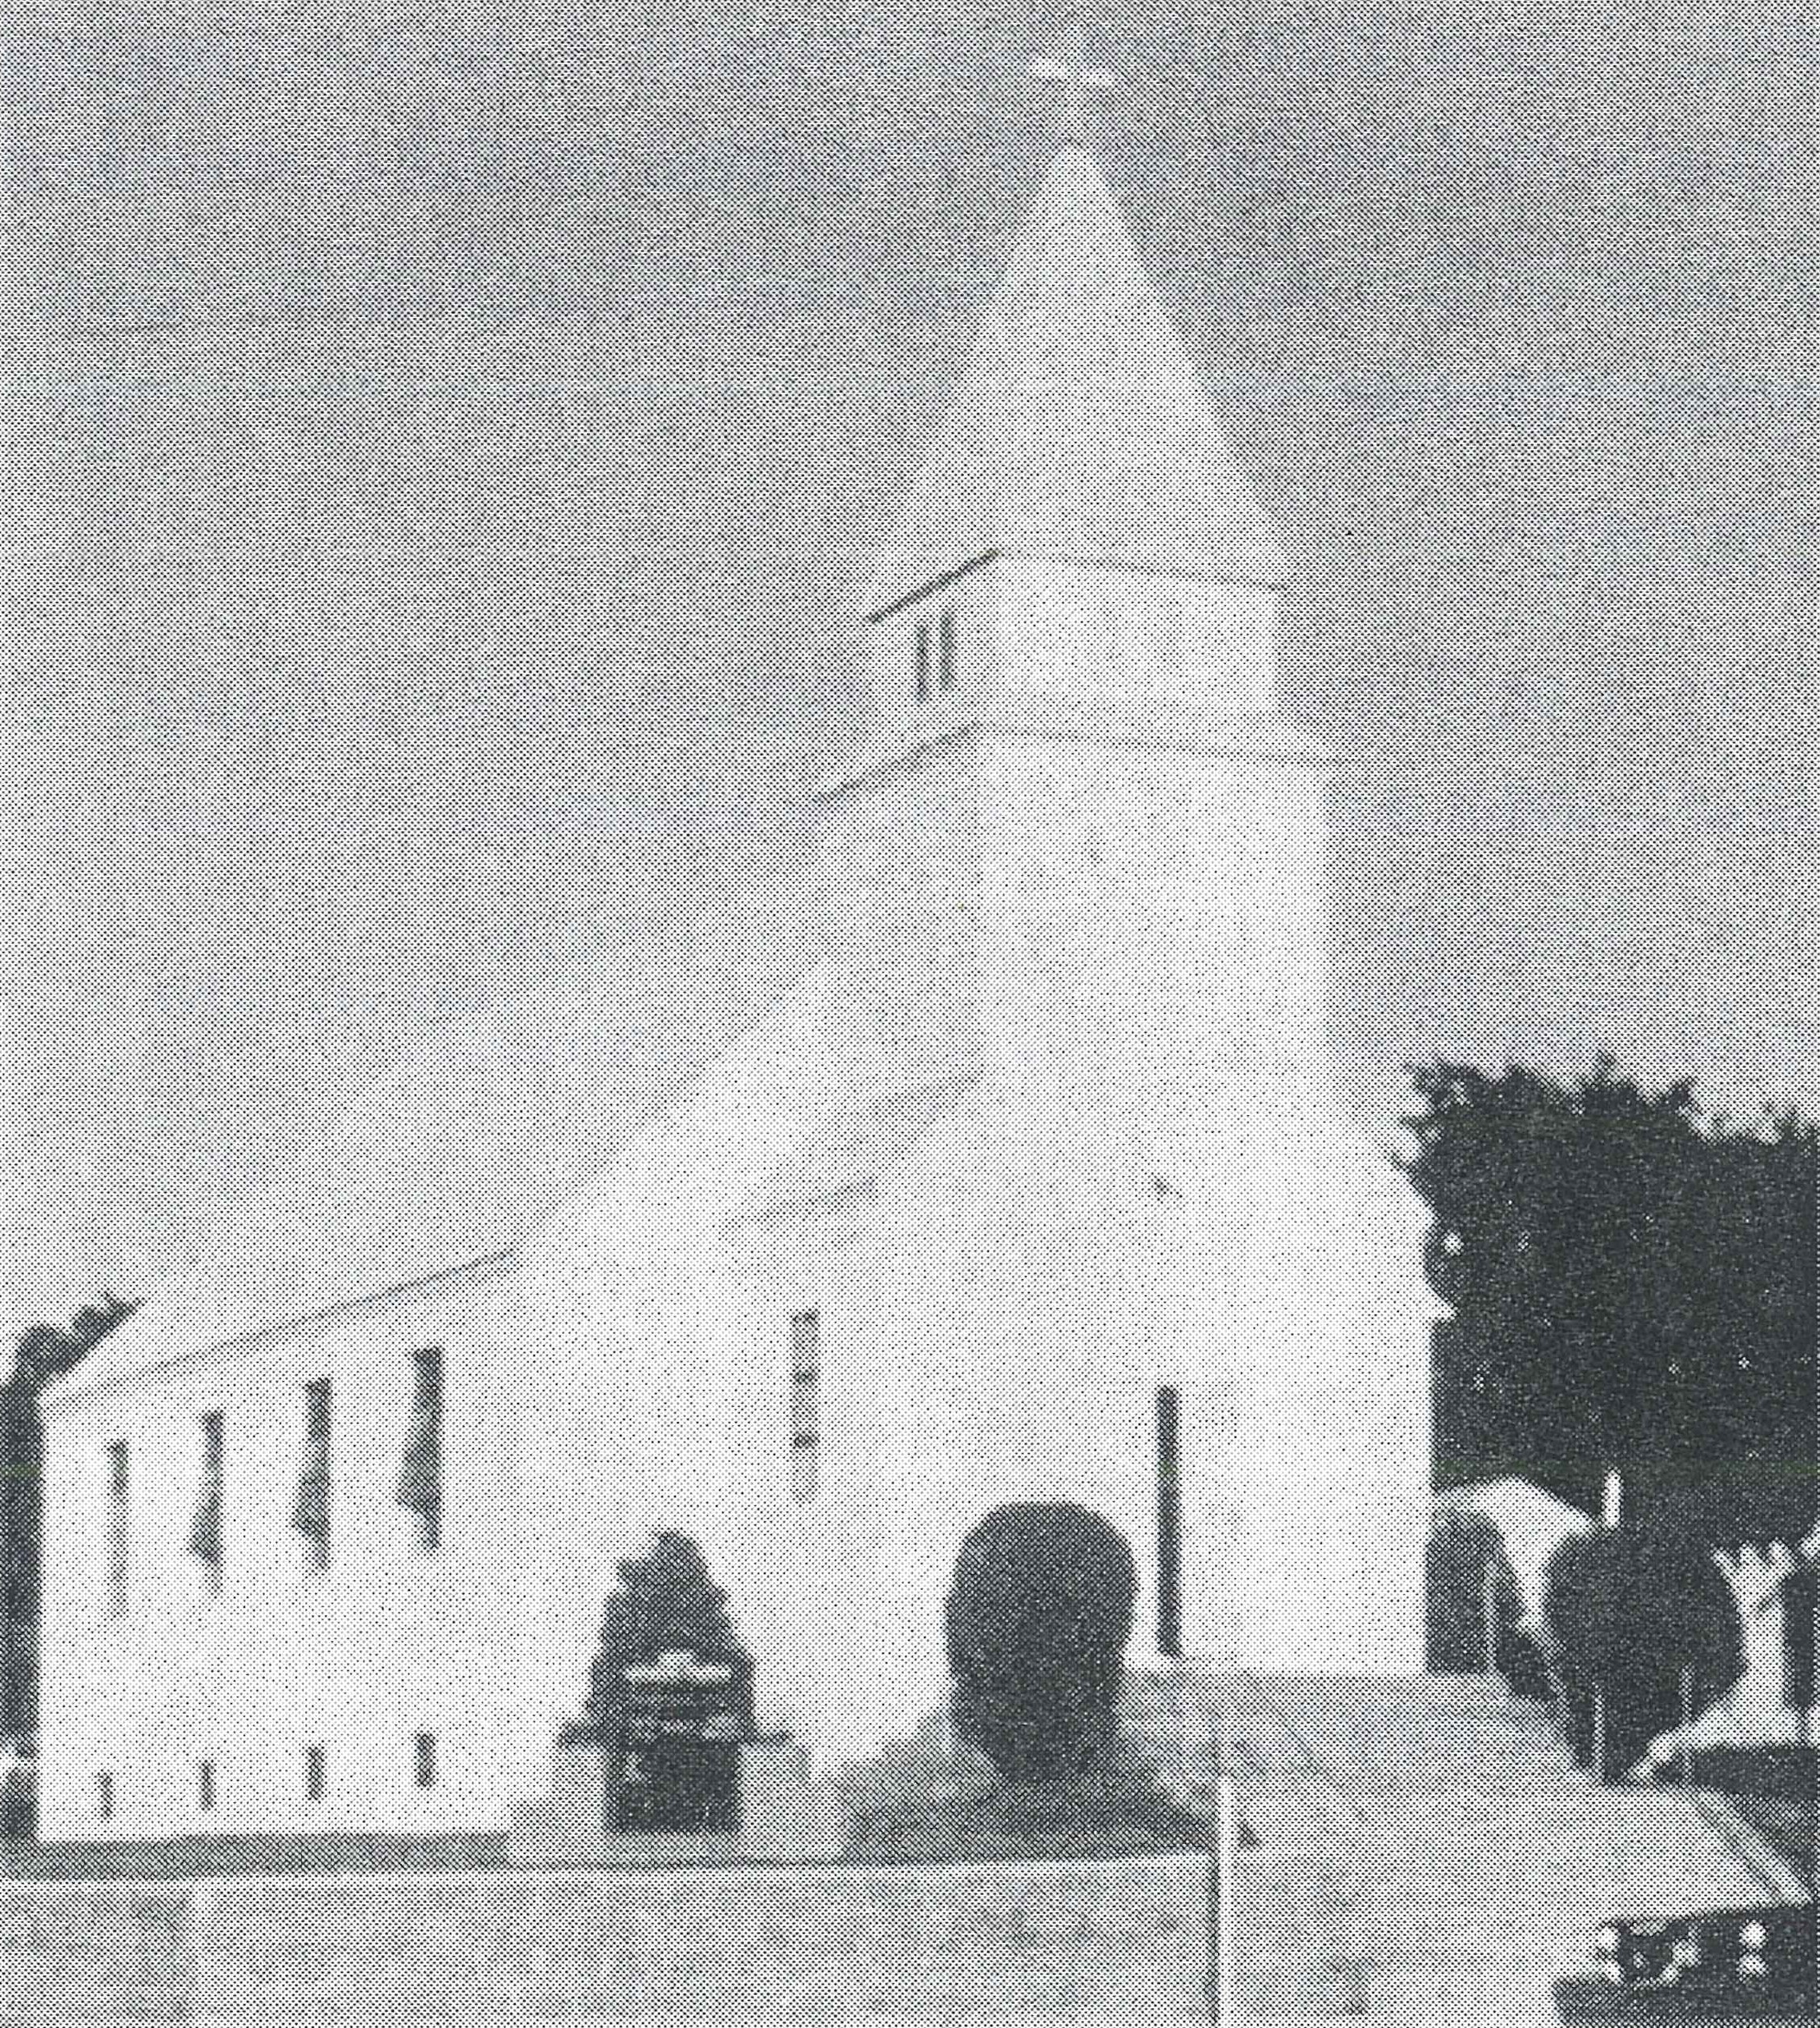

left=865, top=574, right=985, bottom=751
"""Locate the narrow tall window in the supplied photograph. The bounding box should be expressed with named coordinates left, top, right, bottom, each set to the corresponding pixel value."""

left=105, top=1440, right=129, bottom=1616
left=938, top=606, right=957, bottom=690
left=292, top=1379, right=331, bottom=1572
left=396, top=1347, right=444, bottom=1553
left=197, top=1759, right=215, bottom=1813
left=94, top=1770, right=114, bottom=1822
left=188, top=1410, right=224, bottom=1585
left=789, top=1309, right=820, bottom=1504
left=1155, top=1385, right=1183, bottom=1660
left=414, top=1731, right=438, bottom=1792
left=914, top=620, right=931, bottom=701
left=303, top=1743, right=326, bottom=1803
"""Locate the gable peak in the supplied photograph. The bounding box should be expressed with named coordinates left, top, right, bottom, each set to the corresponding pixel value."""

left=869, top=147, right=1288, bottom=613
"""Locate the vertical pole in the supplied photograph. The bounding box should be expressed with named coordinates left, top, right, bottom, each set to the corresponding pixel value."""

left=1595, top=1469, right=1619, bottom=1785
left=1157, top=1384, right=1183, bottom=1662
left=1156, top=1383, right=1187, bottom=1799
left=1213, top=1729, right=1236, bottom=2024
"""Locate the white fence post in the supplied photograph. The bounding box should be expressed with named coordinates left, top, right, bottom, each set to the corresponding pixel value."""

left=1214, top=1731, right=1236, bottom=2023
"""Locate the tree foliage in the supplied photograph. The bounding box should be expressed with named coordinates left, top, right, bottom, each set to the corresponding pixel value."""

left=2, top=1295, right=139, bottom=1737
left=1402, top=1058, right=1816, bottom=1544
left=582, top=1530, right=753, bottom=1740
left=1543, top=1524, right=1745, bottom=1775
left=945, top=1503, right=1137, bottom=1783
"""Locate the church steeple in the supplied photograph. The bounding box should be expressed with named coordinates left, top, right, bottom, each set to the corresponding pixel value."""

left=815, top=135, right=1341, bottom=1273
left=843, top=147, right=1296, bottom=773
left=869, top=147, right=1288, bottom=615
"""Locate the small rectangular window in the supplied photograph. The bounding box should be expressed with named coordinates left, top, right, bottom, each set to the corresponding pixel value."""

left=94, top=1770, right=114, bottom=1822
left=304, top=1743, right=326, bottom=1803
left=197, top=1759, right=215, bottom=1813
left=914, top=620, right=931, bottom=701
left=789, top=1308, right=820, bottom=1504
left=414, top=1731, right=437, bottom=1792
left=938, top=607, right=957, bottom=690
left=105, top=1440, right=129, bottom=1616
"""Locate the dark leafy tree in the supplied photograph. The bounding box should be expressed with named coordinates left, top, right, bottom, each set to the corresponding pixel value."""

left=2, top=1295, right=139, bottom=1739
left=1426, top=1511, right=1523, bottom=1673
left=945, top=1503, right=1137, bottom=1782
left=1543, top=1525, right=1745, bottom=1777
left=581, top=1530, right=753, bottom=1742
left=1403, top=1059, right=1816, bottom=1545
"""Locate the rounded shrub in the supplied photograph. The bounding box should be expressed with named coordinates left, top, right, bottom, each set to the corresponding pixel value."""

left=945, top=1504, right=1137, bottom=1782
left=1543, top=1524, right=1744, bottom=1777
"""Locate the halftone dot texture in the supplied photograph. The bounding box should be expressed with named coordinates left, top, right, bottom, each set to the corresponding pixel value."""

left=3, top=0, right=1813, bottom=1322
left=4, top=1, right=1813, bottom=2022
left=0, top=1671, right=1806, bottom=2018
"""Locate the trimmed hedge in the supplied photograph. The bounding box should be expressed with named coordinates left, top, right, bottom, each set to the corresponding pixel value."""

left=1544, top=1526, right=1744, bottom=1776
left=946, top=1504, right=1137, bottom=1783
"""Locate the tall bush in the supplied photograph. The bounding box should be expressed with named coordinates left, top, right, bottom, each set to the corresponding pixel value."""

left=2, top=1295, right=138, bottom=1740
left=582, top=1530, right=753, bottom=1741
left=1543, top=1525, right=1744, bottom=1776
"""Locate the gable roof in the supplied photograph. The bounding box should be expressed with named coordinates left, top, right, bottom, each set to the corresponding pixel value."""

left=42, top=951, right=759, bottom=1406
left=44, top=152, right=1290, bottom=1410
left=868, top=147, right=1288, bottom=613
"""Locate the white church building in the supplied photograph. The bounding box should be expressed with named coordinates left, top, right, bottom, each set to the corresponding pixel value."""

left=36, top=148, right=1435, bottom=1841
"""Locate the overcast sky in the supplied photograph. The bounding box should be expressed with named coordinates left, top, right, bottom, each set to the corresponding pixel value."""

left=3, top=0, right=1814, bottom=1337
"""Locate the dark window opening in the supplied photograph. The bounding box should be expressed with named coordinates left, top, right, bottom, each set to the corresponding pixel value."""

left=189, top=1410, right=224, bottom=1582
left=197, top=1759, right=215, bottom=1812
left=304, top=1743, right=326, bottom=1803
left=414, top=1731, right=437, bottom=1791
left=293, top=1379, right=332, bottom=1571
left=94, top=1771, right=114, bottom=1821
left=397, top=1347, right=444, bottom=1553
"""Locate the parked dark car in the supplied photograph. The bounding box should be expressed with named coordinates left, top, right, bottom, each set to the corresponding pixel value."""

left=1597, top=1902, right=1815, bottom=2011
